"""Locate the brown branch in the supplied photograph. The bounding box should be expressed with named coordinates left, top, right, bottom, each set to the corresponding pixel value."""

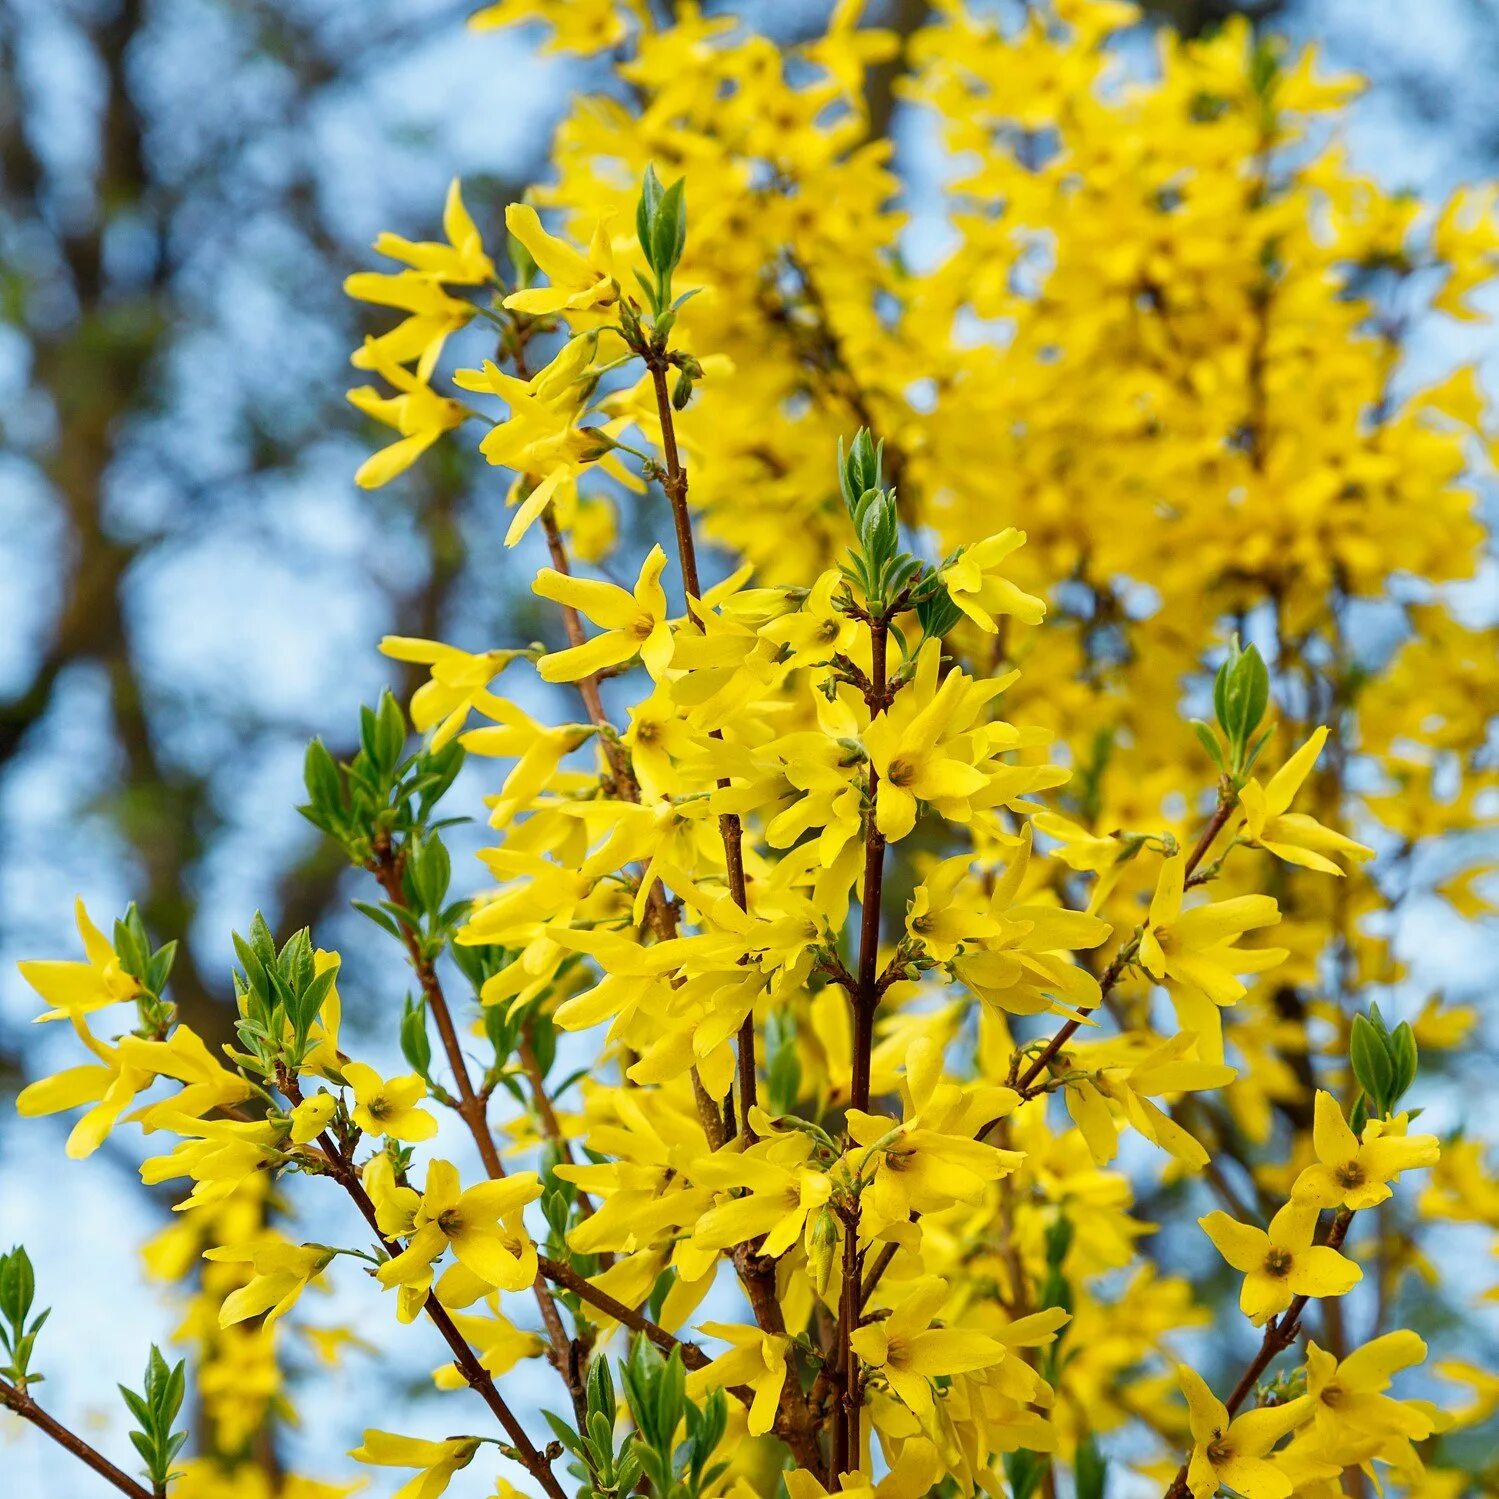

left=536, top=1255, right=706, bottom=1368
left=0, top=1378, right=154, bottom=1499
left=834, top=613, right=894, bottom=1476
left=644, top=353, right=758, bottom=1139
left=368, top=843, right=585, bottom=1424
left=297, top=1119, right=567, bottom=1499
left=1016, top=789, right=1236, bottom=1095
left=1162, top=1209, right=1354, bottom=1499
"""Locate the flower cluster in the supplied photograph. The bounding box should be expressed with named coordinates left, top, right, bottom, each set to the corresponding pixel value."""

left=5, top=4, right=1497, bottom=1499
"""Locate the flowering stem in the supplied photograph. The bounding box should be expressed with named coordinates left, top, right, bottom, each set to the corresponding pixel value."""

left=835, top=614, right=893, bottom=1478
left=283, top=1088, right=568, bottom=1499
left=372, top=840, right=504, bottom=1177
left=1017, top=788, right=1237, bottom=1095
left=539, top=510, right=639, bottom=802
left=354, top=860, right=587, bottom=1420
left=850, top=617, right=889, bottom=1115
left=1163, top=1208, right=1356, bottom=1499
left=0, top=1378, right=154, bottom=1499
left=644, top=351, right=759, bottom=1138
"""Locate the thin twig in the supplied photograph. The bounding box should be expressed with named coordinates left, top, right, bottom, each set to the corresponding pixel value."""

left=0, top=1379, right=154, bottom=1499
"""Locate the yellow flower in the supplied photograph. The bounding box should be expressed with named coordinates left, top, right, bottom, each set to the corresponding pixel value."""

left=19, top=897, right=141, bottom=1023
left=378, top=637, right=531, bottom=749
left=1139, top=852, right=1286, bottom=1061
left=846, top=1037, right=1022, bottom=1237
left=1063, top=1031, right=1237, bottom=1168
left=372, top=178, right=494, bottom=286
left=119, top=1025, right=254, bottom=1128
left=16, top=1016, right=154, bottom=1158
left=434, top=1303, right=546, bottom=1390
left=459, top=699, right=594, bottom=827
left=850, top=1276, right=1017, bottom=1418
left=1238, top=726, right=1374, bottom=875
left=1291, top=1091, right=1439, bottom=1210
left=346, top=341, right=467, bottom=489
left=349, top=1430, right=480, bottom=1499
left=502, top=202, right=617, bottom=316
left=1302, top=1332, right=1433, bottom=1460
left=938, top=529, right=1046, bottom=632
left=207, top=1240, right=335, bottom=1329
left=140, top=1115, right=288, bottom=1210
left=758, top=568, right=861, bottom=668
left=288, top=1091, right=337, bottom=1144
left=1199, top=1203, right=1361, bottom=1326
left=1178, top=1364, right=1309, bottom=1499
left=684, top=1322, right=789, bottom=1437
left=863, top=642, right=1034, bottom=843
left=784, top=1437, right=940, bottom=1499
left=691, top=1134, right=832, bottom=1259
left=344, top=273, right=476, bottom=382
left=454, top=333, right=618, bottom=544
left=342, top=1062, right=438, bottom=1143
left=533, top=543, right=674, bottom=682
left=376, top=1159, right=541, bottom=1295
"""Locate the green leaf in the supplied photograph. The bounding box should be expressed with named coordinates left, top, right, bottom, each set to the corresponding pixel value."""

left=1350, top=1013, right=1395, bottom=1113
left=374, top=690, right=406, bottom=774
left=652, top=177, right=687, bottom=279
left=637, top=165, right=665, bottom=269
left=304, top=737, right=343, bottom=815
left=352, top=900, right=403, bottom=938
left=1075, top=1433, right=1107, bottom=1499
left=1190, top=719, right=1227, bottom=774
left=400, top=996, right=433, bottom=1078
left=1389, top=1022, right=1418, bottom=1104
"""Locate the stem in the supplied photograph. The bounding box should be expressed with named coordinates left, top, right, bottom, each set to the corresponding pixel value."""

left=1162, top=1209, right=1355, bottom=1499
left=372, top=843, right=504, bottom=1177
left=833, top=1215, right=861, bottom=1479
left=339, top=867, right=587, bottom=1424
left=298, top=1114, right=567, bottom=1499
left=540, top=511, right=639, bottom=802
left=850, top=619, right=889, bottom=1116
left=645, top=353, right=758, bottom=1138
left=1017, top=789, right=1236, bottom=1095
left=537, top=1255, right=705, bottom=1367
left=0, top=1379, right=154, bottom=1499
left=835, top=616, right=892, bottom=1477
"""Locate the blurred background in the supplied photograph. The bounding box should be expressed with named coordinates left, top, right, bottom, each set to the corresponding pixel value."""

left=1, top=0, right=1496, bottom=1493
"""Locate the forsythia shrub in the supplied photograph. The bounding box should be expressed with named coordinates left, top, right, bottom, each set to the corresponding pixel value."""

left=5, top=2, right=1497, bottom=1497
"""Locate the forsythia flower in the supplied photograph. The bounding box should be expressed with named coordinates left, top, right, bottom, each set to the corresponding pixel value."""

left=1199, top=1202, right=1361, bottom=1325
left=850, top=1277, right=1015, bottom=1417
left=1239, top=727, right=1375, bottom=875
left=1302, top=1332, right=1434, bottom=1459
left=206, top=1240, right=335, bottom=1329
left=938, top=529, right=1046, bottom=632
left=454, top=333, right=618, bottom=544
left=1139, top=852, right=1286, bottom=1060
left=784, top=1439, right=940, bottom=1499
left=533, top=543, right=674, bottom=682
left=373, top=178, right=494, bottom=286
left=847, top=1037, right=1022, bottom=1236
left=1292, top=1091, right=1440, bottom=1210
left=19, top=898, right=141, bottom=1022
left=376, top=1160, right=541, bottom=1295
left=377, top=637, right=532, bottom=749
left=685, top=1323, right=790, bottom=1437
left=1178, top=1365, right=1309, bottom=1499
left=349, top=1430, right=479, bottom=1499
left=502, top=202, right=617, bottom=316
left=347, top=342, right=467, bottom=489
left=341, top=1062, right=438, bottom=1143
left=15, top=1016, right=153, bottom=1157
